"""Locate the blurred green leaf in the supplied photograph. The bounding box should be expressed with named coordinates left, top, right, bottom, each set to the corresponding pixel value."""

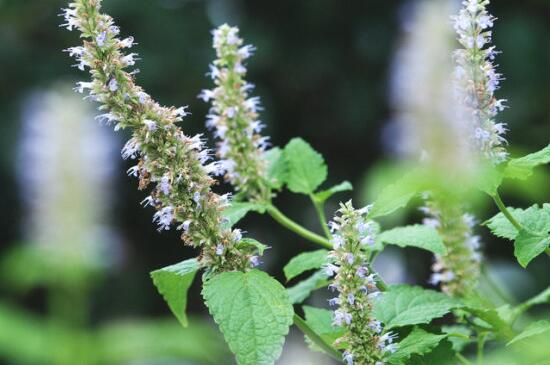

left=150, top=258, right=199, bottom=327
left=302, top=306, right=344, bottom=352
left=287, top=270, right=329, bottom=304
left=313, top=181, right=353, bottom=203
left=505, top=144, right=550, bottom=181
left=202, top=270, right=293, bottom=365
left=283, top=249, right=328, bottom=281
left=283, top=138, right=327, bottom=194
left=507, top=320, right=550, bottom=346
left=264, top=147, right=288, bottom=189
left=378, top=225, right=446, bottom=255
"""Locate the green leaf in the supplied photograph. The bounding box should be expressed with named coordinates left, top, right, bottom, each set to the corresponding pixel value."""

left=507, top=320, right=550, bottom=346
left=388, top=327, right=446, bottom=364
left=514, top=230, right=550, bottom=268
left=373, top=285, right=463, bottom=329
left=441, top=325, right=472, bottom=352
left=486, top=204, right=550, bottom=241
left=202, top=270, right=293, bottom=365
left=378, top=225, right=446, bottom=255
left=313, top=181, right=353, bottom=203
left=524, top=287, right=550, bottom=308
left=408, top=339, right=455, bottom=365
left=222, top=202, right=266, bottom=229
left=477, top=167, right=504, bottom=196
left=263, top=147, right=287, bottom=189
left=369, top=170, right=425, bottom=219
left=283, top=138, right=327, bottom=194
left=237, top=238, right=269, bottom=256
left=302, top=306, right=345, bottom=351
left=287, top=270, right=329, bottom=304
left=283, top=249, right=329, bottom=281
left=505, top=144, right=550, bottom=181
left=150, top=258, right=199, bottom=327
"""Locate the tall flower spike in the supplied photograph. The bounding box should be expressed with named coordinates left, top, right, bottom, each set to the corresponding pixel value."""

left=326, top=201, right=396, bottom=365
left=452, top=0, right=508, bottom=163
left=62, top=0, right=260, bottom=272
left=391, top=0, right=483, bottom=297
left=201, top=24, right=271, bottom=202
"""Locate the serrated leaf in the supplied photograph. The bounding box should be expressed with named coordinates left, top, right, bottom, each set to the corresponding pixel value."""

left=263, top=147, right=287, bottom=189
left=150, top=258, right=199, bottom=327
left=505, top=144, right=550, bottom=180
left=283, top=249, right=329, bottom=281
left=283, top=138, right=327, bottom=194
left=222, top=202, right=266, bottom=229
left=514, top=230, right=550, bottom=268
left=287, top=270, right=329, bottom=304
left=373, top=285, right=463, bottom=329
left=388, top=327, right=446, bottom=364
left=302, top=306, right=345, bottom=352
left=507, top=320, right=550, bottom=346
left=378, top=225, right=446, bottom=255
left=313, top=181, right=353, bottom=203
left=202, top=270, right=293, bottom=365
left=369, top=170, right=425, bottom=219
left=486, top=204, right=550, bottom=240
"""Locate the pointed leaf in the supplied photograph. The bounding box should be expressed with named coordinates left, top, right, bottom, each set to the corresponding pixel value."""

left=263, top=147, right=287, bottom=189
left=369, top=170, right=425, bottom=219
left=379, top=225, right=446, bottom=255
left=486, top=204, right=550, bottom=241
left=313, top=181, right=353, bottom=203
left=373, top=285, right=463, bottom=329
left=150, top=258, right=199, bottom=327
left=283, top=249, right=329, bottom=281
left=202, top=270, right=293, bottom=365
left=283, top=138, right=327, bottom=194
left=505, top=144, right=550, bottom=180
left=388, top=327, right=446, bottom=364
left=507, top=320, right=550, bottom=346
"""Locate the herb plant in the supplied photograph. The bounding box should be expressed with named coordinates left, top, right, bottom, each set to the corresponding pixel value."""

left=61, top=0, right=550, bottom=364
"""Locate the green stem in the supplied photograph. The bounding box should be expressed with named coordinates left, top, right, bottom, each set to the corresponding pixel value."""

left=492, top=192, right=521, bottom=231
left=310, top=195, right=332, bottom=239
left=477, top=333, right=487, bottom=365
left=456, top=353, right=474, bottom=365
left=293, top=314, right=342, bottom=362
left=266, top=205, right=332, bottom=249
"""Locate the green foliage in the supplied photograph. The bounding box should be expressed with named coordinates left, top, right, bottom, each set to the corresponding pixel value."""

left=523, top=286, right=550, bottom=308
left=486, top=204, right=550, bottom=266
left=504, top=144, right=550, bottom=180
left=387, top=327, right=446, bottom=364
left=263, top=147, right=287, bottom=189
left=283, top=138, right=327, bottom=194
left=302, top=306, right=345, bottom=352
left=287, top=270, right=329, bottom=304
left=369, top=170, right=425, bottom=219
left=408, top=339, right=456, bottom=365
left=441, top=325, right=473, bottom=352
left=222, top=202, right=267, bottom=228
left=378, top=224, right=446, bottom=255
left=150, top=258, right=199, bottom=327
left=202, top=270, right=293, bottom=365
left=313, top=181, right=353, bottom=203
left=507, top=320, right=550, bottom=346
left=373, top=285, right=463, bottom=329
left=514, top=230, right=550, bottom=267
left=283, top=249, right=328, bottom=281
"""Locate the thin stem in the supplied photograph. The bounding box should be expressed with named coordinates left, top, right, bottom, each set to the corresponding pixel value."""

left=492, top=192, right=521, bottom=231
left=293, top=313, right=342, bottom=362
left=310, top=195, right=332, bottom=239
left=456, top=353, right=473, bottom=365
left=477, top=333, right=487, bottom=365
left=266, top=205, right=332, bottom=249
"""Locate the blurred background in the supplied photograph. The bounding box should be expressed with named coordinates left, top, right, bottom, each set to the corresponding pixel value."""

left=0, top=0, right=549, bottom=364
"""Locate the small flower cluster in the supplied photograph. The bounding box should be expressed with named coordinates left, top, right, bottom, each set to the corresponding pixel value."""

left=422, top=197, right=482, bottom=297
left=200, top=24, right=270, bottom=202
left=325, top=201, right=396, bottom=365
left=452, top=0, right=508, bottom=163
left=62, top=0, right=260, bottom=272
